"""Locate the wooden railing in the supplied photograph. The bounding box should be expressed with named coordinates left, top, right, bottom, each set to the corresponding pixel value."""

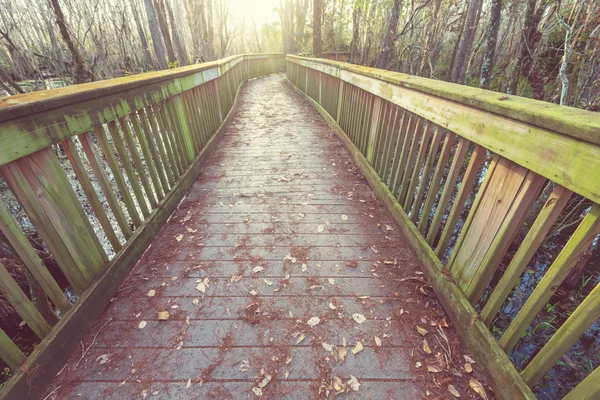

left=0, top=53, right=284, bottom=398
left=287, top=55, right=600, bottom=400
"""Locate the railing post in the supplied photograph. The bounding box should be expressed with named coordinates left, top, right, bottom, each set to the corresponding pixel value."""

left=319, top=73, right=322, bottom=105
left=366, top=97, right=382, bottom=164
left=171, top=95, right=196, bottom=163
left=336, top=80, right=344, bottom=123
left=214, top=79, right=224, bottom=122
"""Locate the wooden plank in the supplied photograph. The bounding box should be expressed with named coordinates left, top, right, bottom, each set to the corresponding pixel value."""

left=131, top=110, right=166, bottom=200
left=399, top=118, right=428, bottom=209
left=0, top=328, right=25, bottom=370
left=93, top=125, right=144, bottom=228
left=0, top=200, right=71, bottom=314
left=521, top=279, right=600, bottom=386
left=562, top=365, right=600, bottom=400
left=106, top=122, right=151, bottom=218
left=62, top=138, right=121, bottom=252
left=1, top=149, right=106, bottom=287
left=0, top=71, right=246, bottom=400
left=499, top=204, right=600, bottom=352
left=425, top=136, right=470, bottom=246
left=416, top=131, right=454, bottom=235
left=0, top=261, right=51, bottom=339
left=142, top=106, right=176, bottom=186
left=480, top=185, right=572, bottom=325
left=366, top=97, right=382, bottom=164
left=162, top=99, right=187, bottom=173
left=389, top=112, right=414, bottom=196
left=118, top=117, right=158, bottom=209
left=380, top=107, right=401, bottom=183
left=289, top=82, right=536, bottom=400
left=79, top=131, right=132, bottom=239
left=172, top=94, right=196, bottom=163
left=434, top=144, right=485, bottom=258
left=410, top=126, right=442, bottom=222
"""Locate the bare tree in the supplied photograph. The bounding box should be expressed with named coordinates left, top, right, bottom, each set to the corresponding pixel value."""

left=313, top=0, right=322, bottom=56
left=479, top=0, right=502, bottom=89
left=375, top=0, right=402, bottom=69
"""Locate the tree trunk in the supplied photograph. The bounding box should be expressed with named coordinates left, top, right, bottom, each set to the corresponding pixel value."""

left=166, top=0, right=188, bottom=66
left=0, top=63, right=24, bottom=94
left=144, top=0, right=168, bottom=69
left=313, top=0, right=322, bottom=56
left=295, top=0, right=309, bottom=51
left=556, top=1, right=584, bottom=106
left=349, top=2, right=361, bottom=64
left=451, top=0, right=482, bottom=84
left=155, top=0, right=177, bottom=65
left=48, top=0, right=93, bottom=84
left=375, top=0, right=402, bottom=70
left=132, top=5, right=154, bottom=70
left=479, top=0, right=502, bottom=89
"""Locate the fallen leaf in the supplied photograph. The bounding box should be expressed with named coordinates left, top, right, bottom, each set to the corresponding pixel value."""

left=427, top=365, right=442, bottom=373
left=295, top=333, right=306, bottom=344
left=415, top=361, right=422, bottom=368
left=264, top=279, right=273, bottom=286
left=351, top=341, right=363, bottom=355
left=448, top=384, right=460, bottom=398
left=192, top=298, right=199, bottom=305
left=339, top=347, right=347, bottom=361
left=374, top=336, right=382, bottom=347
left=439, top=318, right=449, bottom=328
left=186, top=228, right=197, bottom=233
left=96, top=354, right=110, bottom=365
left=258, top=374, right=272, bottom=388
left=341, top=215, right=348, bottom=220
left=307, top=316, right=321, bottom=327
left=352, top=313, right=366, bottom=324
left=422, top=338, right=432, bottom=354
left=138, top=321, right=147, bottom=329
left=328, top=278, right=335, bottom=285
left=317, top=225, right=324, bottom=233
left=469, top=378, right=488, bottom=400
left=301, top=263, right=308, bottom=272
left=252, top=266, right=265, bottom=273
left=230, top=274, right=242, bottom=283
left=322, top=342, right=333, bottom=352
left=147, top=289, right=156, bottom=297
left=252, top=387, right=262, bottom=396
left=416, top=326, right=428, bottom=336
left=464, top=355, right=476, bottom=364
left=464, top=363, right=473, bottom=373
left=347, top=375, right=360, bottom=391
left=196, top=282, right=207, bottom=293
left=186, top=378, right=192, bottom=388
left=157, top=311, right=169, bottom=321
left=175, top=234, right=184, bottom=241
left=249, top=290, right=258, bottom=296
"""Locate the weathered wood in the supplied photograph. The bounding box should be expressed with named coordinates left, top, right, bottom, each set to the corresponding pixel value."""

left=366, top=97, right=382, bottom=163
left=62, top=138, right=122, bottom=252
left=0, top=200, right=71, bottom=314
left=0, top=70, right=248, bottom=400
left=397, top=116, right=424, bottom=204
left=401, top=119, right=429, bottom=209
left=79, top=131, right=132, bottom=239
left=389, top=112, right=413, bottom=196
left=480, top=185, right=572, bottom=325
left=416, top=130, right=455, bottom=234
left=563, top=365, right=600, bottom=400
left=118, top=117, right=158, bottom=209
left=287, top=56, right=600, bottom=202
left=521, top=279, right=600, bottom=385
left=142, top=106, right=177, bottom=186
left=0, top=261, right=51, bottom=339
left=425, top=136, right=470, bottom=246
left=434, top=144, right=485, bottom=258
left=410, top=126, right=442, bottom=222
left=93, top=125, right=143, bottom=228
left=499, top=204, right=600, bottom=352
left=131, top=111, right=166, bottom=199
left=0, top=328, right=25, bottom=370
left=289, top=81, right=536, bottom=400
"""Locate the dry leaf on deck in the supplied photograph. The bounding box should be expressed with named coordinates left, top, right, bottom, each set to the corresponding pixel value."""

left=347, top=375, right=360, bottom=391
left=374, top=336, right=382, bottom=347
left=416, top=326, right=428, bottom=336
left=147, top=289, right=156, bottom=297
left=295, top=333, right=306, bottom=344
left=307, top=316, right=321, bottom=327
left=186, top=379, right=191, bottom=388
left=469, top=378, right=488, bottom=400
left=339, top=347, right=347, bottom=361
left=322, top=342, right=333, bottom=352
left=352, top=313, right=366, bottom=324
left=157, top=311, right=169, bottom=321
left=317, top=225, right=324, bottom=233
left=422, top=338, right=432, bottom=354
left=464, top=355, right=476, bottom=364
left=175, top=234, right=183, bottom=241
left=464, top=363, right=473, bottom=373
left=448, top=384, right=460, bottom=398
left=351, top=341, right=364, bottom=355
left=138, top=321, right=147, bottom=329
left=341, top=215, right=348, bottom=220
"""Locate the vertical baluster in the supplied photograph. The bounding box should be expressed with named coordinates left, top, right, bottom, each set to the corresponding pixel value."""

left=404, top=120, right=433, bottom=212
left=0, top=328, right=25, bottom=370
left=380, top=107, right=401, bottom=183
left=133, top=110, right=167, bottom=199
left=140, top=107, right=176, bottom=187
left=398, top=117, right=426, bottom=205
left=410, top=126, right=443, bottom=223
left=152, top=103, right=182, bottom=179
left=389, top=113, right=416, bottom=196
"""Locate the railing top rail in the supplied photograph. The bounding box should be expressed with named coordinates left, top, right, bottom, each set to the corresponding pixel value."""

left=287, top=55, right=600, bottom=147
left=0, top=53, right=283, bottom=124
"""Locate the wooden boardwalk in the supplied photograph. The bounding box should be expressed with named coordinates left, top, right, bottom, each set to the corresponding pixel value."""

left=49, top=74, right=484, bottom=399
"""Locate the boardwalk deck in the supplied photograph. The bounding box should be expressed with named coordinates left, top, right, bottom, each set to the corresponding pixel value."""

left=48, top=74, right=488, bottom=399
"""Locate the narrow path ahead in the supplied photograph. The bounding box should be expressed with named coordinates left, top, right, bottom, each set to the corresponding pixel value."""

left=51, top=74, right=485, bottom=399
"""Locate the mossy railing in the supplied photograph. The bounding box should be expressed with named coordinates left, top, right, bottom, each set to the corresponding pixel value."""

left=287, top=55, right=600, bottom=400
left=0, top=53, right=285, bottom=399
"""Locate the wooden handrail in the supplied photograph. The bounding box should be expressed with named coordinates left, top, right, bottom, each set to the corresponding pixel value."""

left=287, top=55, right=600, bottom=400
